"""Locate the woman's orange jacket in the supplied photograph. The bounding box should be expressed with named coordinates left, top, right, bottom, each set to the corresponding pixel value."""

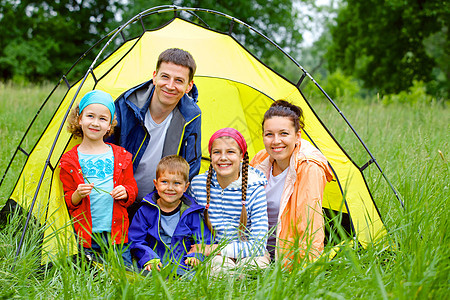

left=250, top=139, right=333, bottom=266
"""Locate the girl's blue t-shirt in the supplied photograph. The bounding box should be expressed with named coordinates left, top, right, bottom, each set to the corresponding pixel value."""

left=78, top=146, right=114, bottom=233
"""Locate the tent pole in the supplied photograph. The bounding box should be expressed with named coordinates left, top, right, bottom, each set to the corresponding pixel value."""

left=8, top=4, right=404, bottom=268
left=12, top=73, right=91, bottom=270
left=0, top=81, right=63, bottom=189
left=11, top=9, right=132, bottom=264
left=310, top=78, right=405, bottom=208
left=13, top=158, right=51, bottom=268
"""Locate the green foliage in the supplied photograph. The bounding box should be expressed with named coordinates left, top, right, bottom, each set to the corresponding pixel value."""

left=423, top=25, right=450, bottom=100
left=382, top=80, right=434, bottom=105
left=0, top=38, right=55, bottom=83
left=319, top=69, right=362, bottom=103
left=0, top=82, right=64, bottom=201
left=327, top=0, right=449, bottom=98
left=0, top=0, right=124, bottom=83
left=0, top=0, right=319, bottom=85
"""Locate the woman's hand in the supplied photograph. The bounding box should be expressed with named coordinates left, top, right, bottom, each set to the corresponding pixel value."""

left=188, top=244, right=219, bottom=256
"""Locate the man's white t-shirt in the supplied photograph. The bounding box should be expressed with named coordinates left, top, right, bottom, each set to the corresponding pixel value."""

left=134, top=109, right=173, bottom=200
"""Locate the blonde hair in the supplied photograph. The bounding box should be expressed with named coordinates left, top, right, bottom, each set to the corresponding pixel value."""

left=156, top=155, right=190, bottom=182
left=67, top=104, right=117, bottom=139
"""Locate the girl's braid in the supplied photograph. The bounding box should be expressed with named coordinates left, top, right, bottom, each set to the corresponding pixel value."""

left=238, top=151, right=249, bottom=241
left=204, top=164, right=214, bottom=235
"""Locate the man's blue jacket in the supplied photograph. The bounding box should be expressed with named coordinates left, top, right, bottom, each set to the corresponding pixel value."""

left=128, top=191, right=214, bottom=271
left=106, top=79, right=202, bottom=181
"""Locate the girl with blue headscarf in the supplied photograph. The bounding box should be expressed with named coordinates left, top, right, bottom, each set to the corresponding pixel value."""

left=59, top=90, right=138, bottom=267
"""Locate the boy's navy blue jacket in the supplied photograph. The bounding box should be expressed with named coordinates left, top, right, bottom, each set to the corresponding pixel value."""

left=128, top=191, right=213, bottom=271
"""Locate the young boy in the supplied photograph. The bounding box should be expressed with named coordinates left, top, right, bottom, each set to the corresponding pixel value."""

left=128, top=155, right=213, bottom=274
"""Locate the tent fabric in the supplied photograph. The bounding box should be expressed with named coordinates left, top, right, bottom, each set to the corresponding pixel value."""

left=4, top=17, right=386, bottom=264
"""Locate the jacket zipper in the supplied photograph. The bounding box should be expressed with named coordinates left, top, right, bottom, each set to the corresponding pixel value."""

left=147, top=200, right=201, bottom=267
left=176, top=113, right=200, bottom=155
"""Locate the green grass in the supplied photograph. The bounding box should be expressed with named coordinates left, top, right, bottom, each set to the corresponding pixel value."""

left=0, top=83, right=448, bottom=299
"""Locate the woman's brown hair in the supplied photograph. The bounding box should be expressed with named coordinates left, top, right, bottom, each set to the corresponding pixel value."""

left=262, top=99, right=304, bottom=132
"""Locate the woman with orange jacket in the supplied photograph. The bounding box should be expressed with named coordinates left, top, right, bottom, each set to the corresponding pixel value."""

left=250, top=100, right=333, bottom=267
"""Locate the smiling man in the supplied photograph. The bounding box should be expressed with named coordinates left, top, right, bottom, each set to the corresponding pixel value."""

left=107, top=48, right=201, bottom=220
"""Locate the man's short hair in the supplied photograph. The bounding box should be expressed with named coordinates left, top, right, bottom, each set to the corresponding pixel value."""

left=156, top=155, right=190, bottom=182
left=156, top=48, right=197, bottom=82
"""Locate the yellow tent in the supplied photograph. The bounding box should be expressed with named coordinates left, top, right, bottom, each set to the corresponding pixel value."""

left=0, top=7, right=394, bottom=265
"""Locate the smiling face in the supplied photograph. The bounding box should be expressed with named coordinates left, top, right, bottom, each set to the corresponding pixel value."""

left=263, top=116, right=301, bottom=170
left=78, top=103, right=111, bottom=142
left=210, top=137, right=243, bottom=188
left=152, top=62, right=194, bottom=110
left=153, top=170, right=189, bottom=212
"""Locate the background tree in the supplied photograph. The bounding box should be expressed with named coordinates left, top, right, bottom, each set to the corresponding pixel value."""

left=0, top=0, right=123, bottom=82
left=326, top=0, right=449, bottom=98
left=0, top=0, right=319, bottom=84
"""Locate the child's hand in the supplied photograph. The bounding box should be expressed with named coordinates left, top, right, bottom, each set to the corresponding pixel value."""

left=185, top=257, right=200, bottom=267
left=72, top=183, right=94, bottom=205
left=110, top=185, right=128, bottom=200
left=144, top=259, right=162, bottom=272
left=76, top=183, right=95, bottom=198
left=188, top=244, right=218, bottom=256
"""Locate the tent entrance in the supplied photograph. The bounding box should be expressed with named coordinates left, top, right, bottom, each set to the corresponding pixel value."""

left=0, top=6, right=402, bottom=265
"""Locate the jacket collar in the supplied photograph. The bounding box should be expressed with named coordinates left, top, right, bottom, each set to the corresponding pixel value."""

left=260, top=139, right=331, bottom=175
left=123, top=79, right=200, bottom=122
left=59, top=143, right=130, bottom=170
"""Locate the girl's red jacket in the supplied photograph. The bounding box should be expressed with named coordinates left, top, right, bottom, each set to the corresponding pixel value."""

left=59, top=143, right=138, bottom=248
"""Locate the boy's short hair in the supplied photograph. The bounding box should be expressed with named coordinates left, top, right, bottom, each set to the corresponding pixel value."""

left=156, top=48, right=197, bottom=82
left=67, top=104, right=117, bottom=139
left=156, top=155, right=190, bottom=182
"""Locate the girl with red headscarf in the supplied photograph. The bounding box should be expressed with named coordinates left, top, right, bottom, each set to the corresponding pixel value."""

left=189, top=128, right=270, bottom=275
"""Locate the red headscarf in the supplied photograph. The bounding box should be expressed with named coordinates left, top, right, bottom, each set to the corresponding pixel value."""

left=208, top=128, right=247, bottom=155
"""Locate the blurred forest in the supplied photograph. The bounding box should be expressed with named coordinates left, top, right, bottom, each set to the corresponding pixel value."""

left=0, top=0, right=448, bottom=101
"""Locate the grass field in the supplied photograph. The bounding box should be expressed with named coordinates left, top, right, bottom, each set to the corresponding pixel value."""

left=0, top=82, right=448, bottom=299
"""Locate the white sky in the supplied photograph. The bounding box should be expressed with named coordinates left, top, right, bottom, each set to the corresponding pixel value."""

left=298, top=0, right=336, bottom=47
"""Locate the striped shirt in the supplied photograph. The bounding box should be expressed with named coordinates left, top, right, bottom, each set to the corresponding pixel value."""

left=190, top=166, right=268, bottom=259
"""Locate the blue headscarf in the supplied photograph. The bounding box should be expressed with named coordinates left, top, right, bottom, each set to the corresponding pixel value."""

left=79, top=90, right=115, bottom=123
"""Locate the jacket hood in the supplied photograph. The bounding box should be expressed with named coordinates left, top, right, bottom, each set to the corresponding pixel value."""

left=295, top=139, right=333, bottom=181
